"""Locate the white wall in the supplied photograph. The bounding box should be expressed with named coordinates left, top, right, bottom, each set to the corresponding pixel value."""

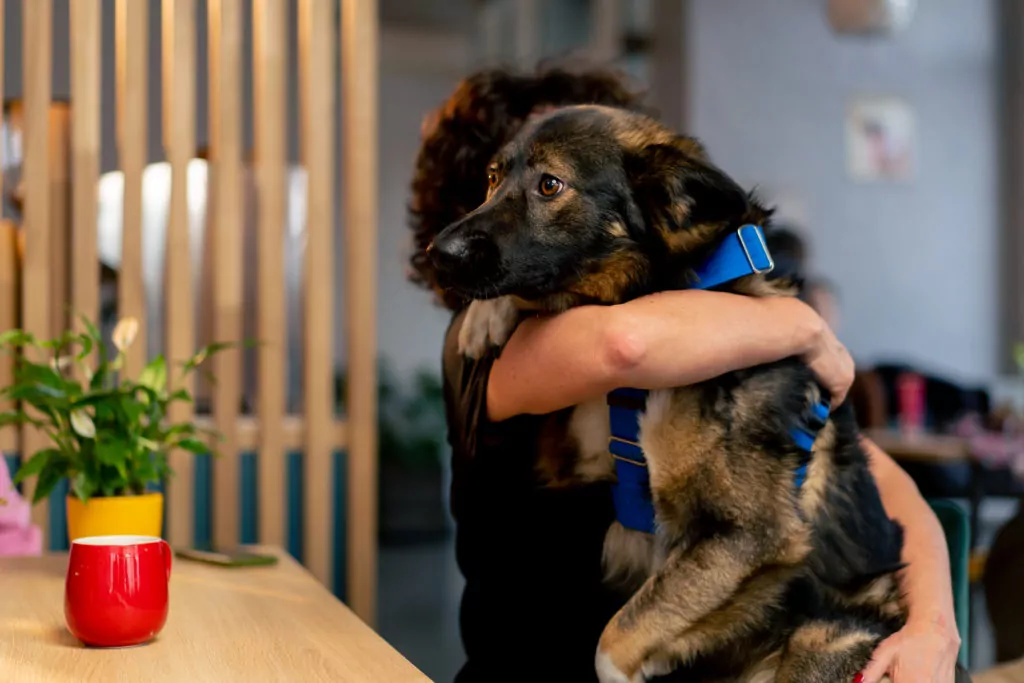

left=689, top=0, right=999, bottom=383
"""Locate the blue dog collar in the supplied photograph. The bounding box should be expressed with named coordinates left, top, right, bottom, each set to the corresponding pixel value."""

left=692, top=224, right=774, bottom=290
left=609, top=225, right=828, bottom=534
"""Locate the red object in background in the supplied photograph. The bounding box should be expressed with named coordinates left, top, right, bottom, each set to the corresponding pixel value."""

left=65, top=535, right=171, bottom=647
left=897, top=372, right=926, bottom=434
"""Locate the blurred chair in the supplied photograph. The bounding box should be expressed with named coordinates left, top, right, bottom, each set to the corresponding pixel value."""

left=930, top=498, right=971, bottom=668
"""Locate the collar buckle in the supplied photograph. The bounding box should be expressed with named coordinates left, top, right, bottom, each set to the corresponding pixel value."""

left=737, top=224, right=775, bottom=276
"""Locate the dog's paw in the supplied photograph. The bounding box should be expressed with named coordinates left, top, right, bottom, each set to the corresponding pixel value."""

left=595, top=650, right=643, bottom=683
left=457, top=297, right=519, bottom=359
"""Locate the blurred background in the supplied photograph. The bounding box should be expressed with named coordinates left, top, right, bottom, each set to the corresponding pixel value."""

left=3, top=0, right=1024, bottom=680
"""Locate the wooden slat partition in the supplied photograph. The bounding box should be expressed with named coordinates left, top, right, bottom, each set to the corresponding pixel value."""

left=194, top=416, right=347, bottom=454
left=208, top=0, right=244, bottom=551
left=48, top=107, right=71, bottom=342
left=70, top=0, right=102, bottom=353
left=21, top=0, right=53, bottom=542
left=253, top=0, right=288, bottom=549
left=0, top=219, right=16, bottom=453
left=115, top=0, right=148, bottom=378
left=342, top=0, right=380, bottom=625
left=299, top=0, right=335, bottom=588
left=1, top=0, right=380, bottom=601
left=0, top=1, right=10, bottom=455
left=162, top=0, right=197, bottom=550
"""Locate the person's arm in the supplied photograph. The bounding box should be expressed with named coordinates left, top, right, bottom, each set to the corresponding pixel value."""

left=858, top=437, right=961, bottom=683
left=487, top=290, right=852, bottom=422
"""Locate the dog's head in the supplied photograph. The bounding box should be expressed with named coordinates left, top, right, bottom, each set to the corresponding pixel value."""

left=428, top=105, right=771, bottom=307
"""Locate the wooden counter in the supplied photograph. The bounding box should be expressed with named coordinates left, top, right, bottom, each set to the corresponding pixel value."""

left=0, top=548, right=430, bottom=682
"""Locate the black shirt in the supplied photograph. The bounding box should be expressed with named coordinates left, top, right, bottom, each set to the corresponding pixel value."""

left=442, top=308, right=623, bottom=682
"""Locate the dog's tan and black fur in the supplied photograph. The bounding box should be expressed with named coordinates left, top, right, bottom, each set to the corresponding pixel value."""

left=428, top=106, right=907, bottom=682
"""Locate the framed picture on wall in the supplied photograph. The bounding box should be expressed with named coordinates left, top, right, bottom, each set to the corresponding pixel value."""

left=845, top=95, right=915, bottom=182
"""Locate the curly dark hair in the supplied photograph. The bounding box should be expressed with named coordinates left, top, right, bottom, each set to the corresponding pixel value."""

left=407, top=66, right=650, bottom=311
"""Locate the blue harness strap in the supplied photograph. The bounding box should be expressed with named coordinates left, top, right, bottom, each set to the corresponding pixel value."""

left=608, top=225, right=831, bottom=534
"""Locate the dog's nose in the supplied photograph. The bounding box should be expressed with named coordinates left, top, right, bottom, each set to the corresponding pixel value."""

left=428, top=234, right=472, bottom=272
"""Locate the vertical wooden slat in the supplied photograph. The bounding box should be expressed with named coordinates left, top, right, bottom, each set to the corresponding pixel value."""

left=208, top=0, right=243, bottom=550
left=0, top=219, right=17, bottom=453
left=253, top=0, right=287, bottom=550
left=70, top=0, right=101, bottom=353
left=115, top=0, right=148, bottom=377
left=0, top=0, right=12, bottom=454
left=162, top=0, right=196, bottom=549
left=48, top=106, right=71, bottom=341
left=299, top=0, right=334, bottom=587
left=22, top=0, right=53, bottom=543
left=342, top=0, right=379, bottom=625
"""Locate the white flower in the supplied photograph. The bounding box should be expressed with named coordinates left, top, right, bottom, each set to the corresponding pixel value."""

left=112, top=317, right=140, bottom=353
left=70, top=409, right=96, bottom=439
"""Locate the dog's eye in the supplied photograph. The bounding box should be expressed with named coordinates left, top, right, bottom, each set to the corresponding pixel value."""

left=487, top=167, right=500, bottom=191
left=538, top=175, right=564, bottom=197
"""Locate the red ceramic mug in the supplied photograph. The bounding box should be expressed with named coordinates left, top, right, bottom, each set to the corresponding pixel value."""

left=65, top=535, right=172, bottom=647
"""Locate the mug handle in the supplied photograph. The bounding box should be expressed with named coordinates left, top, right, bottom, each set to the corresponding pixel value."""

left=160, top=539, right=172, bottom=580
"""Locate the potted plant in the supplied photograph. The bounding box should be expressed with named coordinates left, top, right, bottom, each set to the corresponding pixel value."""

left=0, top=315, right=229, bottom=541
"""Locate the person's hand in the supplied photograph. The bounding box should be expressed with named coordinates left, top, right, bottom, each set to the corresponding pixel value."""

left=856, top=614, right=961, bottom=683
left=801, top=315, right=855, bottom=407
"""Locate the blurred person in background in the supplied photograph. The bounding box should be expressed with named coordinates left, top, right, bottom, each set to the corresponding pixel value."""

left=410, top=69, right=963, bottom=683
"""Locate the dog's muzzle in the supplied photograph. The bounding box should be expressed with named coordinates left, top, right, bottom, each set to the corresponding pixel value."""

left=427, top=230, right=500, bottom=290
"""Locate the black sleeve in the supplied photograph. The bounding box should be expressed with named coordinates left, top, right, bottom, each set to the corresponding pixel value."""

left=442, top=308, right=499, bottom=462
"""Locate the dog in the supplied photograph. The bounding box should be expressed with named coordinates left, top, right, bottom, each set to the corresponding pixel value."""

left=428, top=105, right=907, bottom=683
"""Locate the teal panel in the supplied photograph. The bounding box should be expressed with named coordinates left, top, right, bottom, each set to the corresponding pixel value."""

left=287, top=451, right=303, bottom=561
left=48, top=479, right=69, bottom=551
left=193, top=452, right=212, bottom=550
left=240, top=452, right=257, bottom=544
left=3, top=453, right=17, bottom=482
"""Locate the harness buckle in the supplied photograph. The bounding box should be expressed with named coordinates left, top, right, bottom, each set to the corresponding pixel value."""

left=737, top=224, right=775, bottom=275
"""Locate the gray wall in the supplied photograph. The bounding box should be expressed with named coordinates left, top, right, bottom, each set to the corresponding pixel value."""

left=689, top=0, right=998, bottom=382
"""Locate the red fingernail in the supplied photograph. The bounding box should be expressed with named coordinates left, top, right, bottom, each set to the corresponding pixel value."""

left=852, top=675, right=864, bottom=683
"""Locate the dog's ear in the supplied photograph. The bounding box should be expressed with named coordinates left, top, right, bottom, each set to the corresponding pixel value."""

left=624, top=138, right=750, bottom=253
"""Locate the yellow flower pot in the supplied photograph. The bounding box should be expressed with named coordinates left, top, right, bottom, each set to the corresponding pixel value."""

left=66, top=492, right=164, bottom=542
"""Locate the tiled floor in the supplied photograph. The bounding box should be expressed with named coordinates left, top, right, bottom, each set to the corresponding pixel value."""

left=377, top=498, right=1021, bottom=682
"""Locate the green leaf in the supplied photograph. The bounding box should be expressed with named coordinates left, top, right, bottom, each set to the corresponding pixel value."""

left=180, top=341, right=237, bottom=375
left=70, top=390, right=118, bottom=408
left=138, top=355, right=167, bottom=394
left=71, top=472, right=96, bottom=502
left=78, top=314, right=102, bottom=342
left=119, top=395, right=146, bottom=425
left=12, top=448, right=60, bottom=483
left=168, top=389, right=193, bottom=404
left=32, top=464, right=63, bottom=504
left=96, top=437, right=127, bottom=467
left=176, top=438, right=208, bottom=454
left=0, top=329, right=38, bottom=348
left=73, top=332, right=94, bottom=361
left=0, top=410, right=43, bottom=428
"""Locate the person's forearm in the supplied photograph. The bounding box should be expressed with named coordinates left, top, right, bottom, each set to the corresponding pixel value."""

left=864, top=438, right=959, bottom=634
left=487, top=290, right=822, bottom=421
